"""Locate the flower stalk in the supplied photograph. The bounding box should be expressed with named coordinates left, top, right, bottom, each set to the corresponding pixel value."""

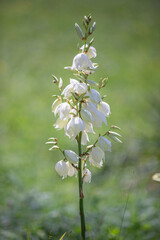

left=78, top=131, right=86, bottom=239
left=46, top=14, right=121, bottom=239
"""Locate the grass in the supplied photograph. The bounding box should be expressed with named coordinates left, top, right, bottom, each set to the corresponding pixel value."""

left=0, top=0, right=160, bottom=239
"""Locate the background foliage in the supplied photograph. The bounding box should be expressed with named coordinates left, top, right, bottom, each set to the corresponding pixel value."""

left=0, top=0, right=160, bottom=239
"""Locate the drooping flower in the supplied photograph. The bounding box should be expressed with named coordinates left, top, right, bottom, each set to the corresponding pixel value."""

left=62, top=78, right=88, bottom=98
left=98, top=101, right=111, bottom=117
left=87, top=88, right=101, bottom=104
left=54, top=118, right=68, bottom=130
left=81, top=108, right=94, bottom=123
left=65, top=53, right=97, bottom=74
left=55, top=160, right=68, bottom=179
left=66, top=161, right=77, bottom=177
left=65, top=116, right=85, bottom=139
left=80, top=45, right=97, bottom=59
left=98, top=136, right=111, bottom=152
left=83, top=168, right=92, bottom=183
left=82, top=101, right=107, bottom=127
left=89, top=146, right=105, bottom=168
left=64, top=150, right=79, bottom=164
left=54, top=102, right=71, bottom=119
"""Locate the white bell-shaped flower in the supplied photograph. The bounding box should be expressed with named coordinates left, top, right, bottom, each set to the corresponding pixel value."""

left=62, top=78, right=88, bottom=98
left=81, top=108, right=94, bottom=123
left=88, top=88, right=101, bottom=104
left=65, top=116, right=85, bottom=139
left=85, top=122, right=95, bottom=134
left=89, top=146, right=105, bottom=168
left=83, top=101, right=107, bottom=127
left=64, top=150, right=79, bottom=164
left=66, top=161, right=77, bottom=177
left=80, top=45, right=97, bottom=59
left=70, top=79, right=88, bottom=95
left=54, top=102, right=71, bottom=119
left=65, top=53, right=97, bottom=74
left=83, top=168, right=92, bottom=183
left=55, top=160, right=68, bottom=179
left=52, top=97, right=62, bottom=112
left=98, top=136, right=111, bottom=152
left=98, top=101, right=111, bottom=117
left=54, top=118, right=68, bottom=130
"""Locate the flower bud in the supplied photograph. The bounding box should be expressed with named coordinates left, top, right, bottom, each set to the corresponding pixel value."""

left=75, top=23, right=84, bottom=39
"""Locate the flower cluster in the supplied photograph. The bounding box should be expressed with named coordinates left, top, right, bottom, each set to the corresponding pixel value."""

left=47, top=15, right=121, bottom=183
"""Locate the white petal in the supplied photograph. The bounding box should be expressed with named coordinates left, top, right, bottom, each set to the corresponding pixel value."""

left=80, top=45, right=97, bottom=59
left=54, top=102, right=71, bottom=119
left=89, top=146, right=105, bottom=168
left=54, top=118, right=68, bottom=129
left=71, top=53, right=97, bottom=74
left=66, top=161, right=76, bottom=177
left=81, top=108, right=94, bottom=123
left=85, top=122, right=95, bottom=134
left=55, top=160, right=68, bottom=178
left=81, top=131, right=89, bottom=145
left=98, top=136, right=111, bottom=152
left=88, top=89, right=101, bottom=104
left=98, top=101, right=111, bottom=117
left=61, top=84, right=73, bottom=98
left=64, top=150, right=79, bottom=164
left=52, top=98, right=62, bottom=113
left=65, top=117, right=85, bottom=139
left=83, top=168, right=92, bottom=183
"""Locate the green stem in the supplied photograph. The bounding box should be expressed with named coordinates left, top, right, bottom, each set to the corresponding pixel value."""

left=78, top=131, right=86, bottom=240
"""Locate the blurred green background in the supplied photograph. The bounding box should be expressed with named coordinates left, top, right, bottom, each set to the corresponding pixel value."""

left=0, top=0, right=160, bottom=239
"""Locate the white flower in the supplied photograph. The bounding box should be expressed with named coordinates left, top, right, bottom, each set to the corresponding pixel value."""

left=55, top=160, right=68, bottom=179
left=66, top=161, right=77, bottom=177
left=54, top=102, right=71, bottom=119
left=85, top=122, right=95, bottom=134
left=81, top=108, right=94, bottom=123
left=62, top=79, right=88, bottom=98
left=98, top=101, right=111, bottom=117
left=89, top=146, right=105, bottom=168
left=83, top=168, right=91, bottom=183
left=54, top=118, right=68, bottom=130
left=64, top=150, right=79, bottom=164
left=83, top=101, right=107, bottom=127
left=81, top=131, right=89, bottom=145
left=52, top=97, right=62, bottom=112
left=98, top=136, right=111, bottom=152
left=61, top=84, right=73, bottom=98
left=88, top=88, right=101, bottom=104
left=65, top=116, right=85, bottom=139
left=65, top=53, right=97, bottom=74
left=80, top=45, right=97, bottom=59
